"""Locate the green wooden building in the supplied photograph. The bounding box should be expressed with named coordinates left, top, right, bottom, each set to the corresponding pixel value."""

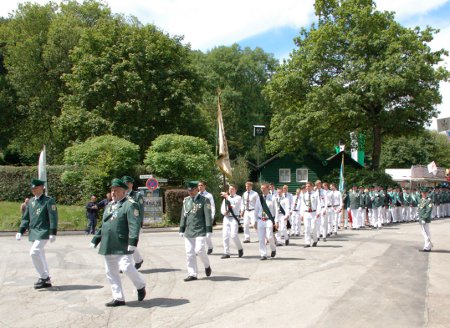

left=250, top=151, right=362, bottom=193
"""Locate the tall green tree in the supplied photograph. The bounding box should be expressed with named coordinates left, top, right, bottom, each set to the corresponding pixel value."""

left=264, top=0, right=449, bottom=168
left=380, top=131, right=450, bottom=168
left=57, top=16, right=207, bottom=159
left=192, top=44, right=278, bottom=159
left=0, top=0, right=112, bottom=162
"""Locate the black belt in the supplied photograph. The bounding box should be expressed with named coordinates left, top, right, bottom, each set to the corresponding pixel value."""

left=245, top=209, right=254, bottom=211
left=327, top=205, right=332, bottom=208
left=292, top=210, right=299, bottom=212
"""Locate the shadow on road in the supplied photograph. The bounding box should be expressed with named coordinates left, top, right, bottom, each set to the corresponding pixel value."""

left=127, top=297, right=190, bottom=308
left=207, top=276, right=249, bottom=282
left=46, top=285, right=104, bottom=291
left=140, top=268, right=181, bottom=274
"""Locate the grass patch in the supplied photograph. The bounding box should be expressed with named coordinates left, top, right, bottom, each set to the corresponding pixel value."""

left=0, top=201, right=87, bottom=231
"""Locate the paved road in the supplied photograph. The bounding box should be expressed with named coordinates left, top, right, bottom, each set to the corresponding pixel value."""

left=1, top=219, right=450, bottom=328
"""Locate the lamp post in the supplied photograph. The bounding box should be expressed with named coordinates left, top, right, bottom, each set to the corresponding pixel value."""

left=253, top=125, right=266, bottom=182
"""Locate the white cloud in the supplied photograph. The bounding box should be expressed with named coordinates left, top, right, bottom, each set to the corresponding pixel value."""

left=376, top=0, right=449, bottom=19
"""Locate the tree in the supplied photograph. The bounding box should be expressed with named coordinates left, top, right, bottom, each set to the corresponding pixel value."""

left=144, top=134, right=218, bottom=185
left=0, top=0, right=112, bottom=162
left=57, top=16, right=208, bottom=159
left=264, top=0, right=449, bottom=168
left=63, top=135, right=139, bottom=197
left=192, top=44, right=278, bottom=159
left=380, top=130, right=450, bottom=168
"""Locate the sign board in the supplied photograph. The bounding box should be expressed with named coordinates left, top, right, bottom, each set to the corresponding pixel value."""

left=146, top=178, right=159, bottom=190
left=139, top=174, right=168, bottom=183
left=253, top=125, right=266, bottom=137
left=138, top=187, right=163, bottom=224
left=437, top=117, right=450, bottom=132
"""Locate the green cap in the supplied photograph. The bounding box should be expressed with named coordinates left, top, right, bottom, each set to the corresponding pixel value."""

left=111, top=178, right=128, bottom=189
left=420, top=187, right=429, bottom=193
left=121, top=176, right=134, bottom=183
left=186, top=181, right=199, bottom=190
left=31, top=179, right=45, bottom=188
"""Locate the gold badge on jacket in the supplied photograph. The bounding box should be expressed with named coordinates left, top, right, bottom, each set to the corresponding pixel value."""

left=51, top=204, right=56, bottom=211
left=134, top=209, right=139, bottom=217
left=36, top=208, right=41, bottom=215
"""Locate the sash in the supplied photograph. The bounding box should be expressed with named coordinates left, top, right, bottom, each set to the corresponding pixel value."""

left=259, top=195, right=275, bottom=224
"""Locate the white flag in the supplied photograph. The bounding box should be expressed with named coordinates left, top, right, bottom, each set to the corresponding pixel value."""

left=216, top=94, right=232, bottom=179
left=427, top=161, right=437, bottom=176
left=38, top=145, right=48, bottom=195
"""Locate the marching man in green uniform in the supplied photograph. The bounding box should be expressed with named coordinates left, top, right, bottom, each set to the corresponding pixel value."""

left=179, top=181, right=212, bottom=281
left=91, top=178, right=146, bottom=307
left=16, top=179, right=58, bottom=289
left=418, top=187, right=433, bottom=252
left=122, top=176, right=145, bottom=270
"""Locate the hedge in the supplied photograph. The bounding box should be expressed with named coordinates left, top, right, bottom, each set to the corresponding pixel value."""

left=0, top=165, right=84, bottom=205
left=165, top=189, right=188, bottom=224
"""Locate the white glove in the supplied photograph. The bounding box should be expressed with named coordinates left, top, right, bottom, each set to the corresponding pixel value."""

left=49, top=235, right=56, bottom=243
left=206, top=233, right=212, bottom=238
left=127, top=245, right=136, bottom=252
left=15, top=233, right=22, bottom=241
left=89, top=243, right=96, bottom=249
left=179, top=232, right=184, bottom=238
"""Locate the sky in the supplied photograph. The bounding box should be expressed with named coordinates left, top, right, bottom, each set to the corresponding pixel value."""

left=1, top=0, right=450, bottom=130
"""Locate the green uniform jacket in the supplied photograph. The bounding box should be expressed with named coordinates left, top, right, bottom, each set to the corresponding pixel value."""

left=410, top=192, right=419, bottom=207
left=403, top=193, right=411, bottom=206
left=418, top=197, right=433, bottom=223
left=371, top=191, right=383, bottom=208
left=349, top=191, right=361, bottom=210
left=19, top=195, right=58, bottom=240
left=128, top=190, right=144, bottom=226
left=179, top=194, right=212, bottom=238
left=91, top=197, right=140, bottom=255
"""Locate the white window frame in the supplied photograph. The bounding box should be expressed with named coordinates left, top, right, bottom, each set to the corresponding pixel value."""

left=279, top=168, right=291, bottom=183
left=296, top=168, right=308, bottom=183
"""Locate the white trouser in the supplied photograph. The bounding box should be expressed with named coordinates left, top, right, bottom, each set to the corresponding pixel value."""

left=184, top=236, right=210, bottom=277
left=350, top=209, right=360, bottom=228
left=330, top=207, right=340, bottom=233
left=402, top=206, right=410, bottom=221
left=304, top=212, right=318, bottom=245
left=410, top=207, right=418, bottom=221
left=343, top=209, right=349, bottom=228
left=317, top=208, right=326, bottom=238
left=30, top=240, right=50, bottom=279
left=419, top=222, right=432, bottom=250
left=275, top=214, right=289, bottom=243
left=372, top=206, right=382, bottom=228
left=290, top=211, right=300, bottom=235
left=222, top=216, right=243, bottom=255
left=242, top=210, right=255, bottom=241
left=368, top=208, right=373, bottom=225
left=257, top=219, right=276, bottom=257
left=391, top=206, right=399, bottom=222
left=104, top=254, right=146, bottom=301
left=436, top=205, right=441, bottom=218
left=132, top=228, right=143, bottom=263
left=206, top=234, right=214, bottom=250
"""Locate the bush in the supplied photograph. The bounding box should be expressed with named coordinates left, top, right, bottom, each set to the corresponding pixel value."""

left=63, top=135, right=140, bottom=197
left=322, top=167, right=397, bottom=189
left=165, top=189, right=188, bottom=224
left=0, top=165, right=84, bottom=204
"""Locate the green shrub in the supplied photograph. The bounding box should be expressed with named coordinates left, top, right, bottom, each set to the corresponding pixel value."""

left=63, top=135, right=140, bottom=197
left=165, top=189, right=188, bottom=224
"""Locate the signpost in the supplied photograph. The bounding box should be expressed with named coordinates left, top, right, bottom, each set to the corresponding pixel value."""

left=138, top=174, right=167, bottom=224
left=437, top=117, right=450, bottom=132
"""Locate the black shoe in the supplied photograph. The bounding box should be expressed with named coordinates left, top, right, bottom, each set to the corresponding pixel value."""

left=205, top=266, right=212, bottom=277
left=105, top=299, right=125, bottom=307
left=207, top=248, right=213, bottom=255
left=285, top=239, right=289, bottom=246
left=323, top=238, right=327, bottom=242
left=312, top=242, right=317, bottom=247
left=184, top=276, right=198, bottom=282
left=319, top=234, right=323, bottom=238
left=270, top=250, right=276, bottom=258
left=423, top=249, right=431, bottom=252
left=137, top=287, right=146, bottom=301
left=260, top=256, right=268, bottom=261
left=243, top=240, right=250, bottom=243
left=221, top=254, right=230, bottom=259
left=34, top=277, right=50, bottom=286
left=304, top=245, right=311, bottom=248
left=134, top=260, right=143, bottom=270
left=238, top=249, right=244, bottom=258
left=34, top=278, right=52, bottom=289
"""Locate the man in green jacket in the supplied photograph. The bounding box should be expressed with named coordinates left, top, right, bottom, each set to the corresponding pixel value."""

left=16, top=179, right=58, bottom=289
left=179, top=181, right=212, bottom=281
left=122, top=175, right=145, bottom=270
left=418, top=187, right=433, bottom=252
left=91, top=178, right=146, bottom=307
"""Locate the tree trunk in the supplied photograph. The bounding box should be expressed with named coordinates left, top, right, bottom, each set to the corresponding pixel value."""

left=372, top=124, right=382, bottom=169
